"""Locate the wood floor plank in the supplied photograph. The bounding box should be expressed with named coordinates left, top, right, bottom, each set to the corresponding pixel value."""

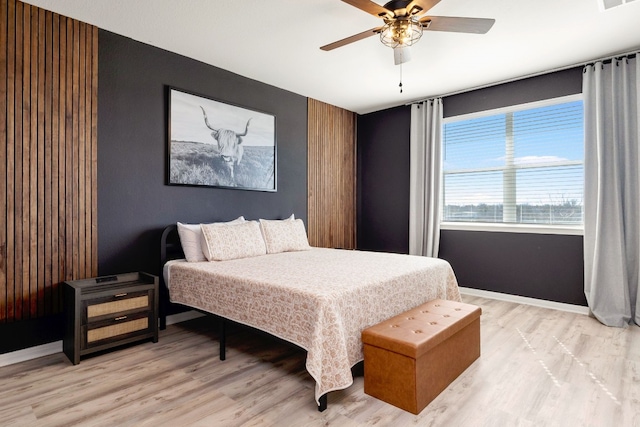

left=138, top=391, right=241, bottom=427
left=30, top=360, right=172, bottom=419
left=39, top=369, right=214, bottom=427
left=0, top=297, right=638, bottom=426
left=0, top=404, right=38, bottom=427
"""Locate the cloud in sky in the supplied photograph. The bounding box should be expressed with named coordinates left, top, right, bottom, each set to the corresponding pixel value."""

left=493, top=155, right=570, bottom=165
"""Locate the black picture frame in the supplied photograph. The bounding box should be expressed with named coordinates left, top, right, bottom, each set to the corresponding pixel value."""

left=167, top=87, right=277, bottom=191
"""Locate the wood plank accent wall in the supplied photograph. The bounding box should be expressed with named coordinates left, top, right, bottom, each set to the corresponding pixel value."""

left=0, top=0, right=98, bottom=322
left=307, top=98, right=356, bottom=249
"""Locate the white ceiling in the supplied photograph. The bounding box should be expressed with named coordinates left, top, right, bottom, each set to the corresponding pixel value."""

left=21, top=0, right=640, bottom=114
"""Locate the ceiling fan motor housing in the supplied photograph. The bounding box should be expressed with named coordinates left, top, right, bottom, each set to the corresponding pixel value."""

left=380, top=0, right=424, bottom=18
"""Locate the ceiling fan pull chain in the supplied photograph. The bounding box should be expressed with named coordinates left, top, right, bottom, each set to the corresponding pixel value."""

left=399, top=63, right=403, bottom=93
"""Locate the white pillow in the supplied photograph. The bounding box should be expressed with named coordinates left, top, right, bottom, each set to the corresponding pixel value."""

left=201, top=220, right=267, bottom=261
left=259, top=218, right=311, bottom=254
left=177, top=216, right=244, bottom=262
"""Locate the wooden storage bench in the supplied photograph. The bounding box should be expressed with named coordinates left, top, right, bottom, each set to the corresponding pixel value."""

left=361, top=299, right=481, bottom=414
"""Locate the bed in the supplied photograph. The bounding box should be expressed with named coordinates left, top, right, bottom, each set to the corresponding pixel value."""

left=159, top=220, right=461, bottom=411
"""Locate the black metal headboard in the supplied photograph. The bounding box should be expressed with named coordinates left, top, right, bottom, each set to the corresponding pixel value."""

left=160, top=224, right=184, bottom=267
left=159, top=224, right=184, bottom=330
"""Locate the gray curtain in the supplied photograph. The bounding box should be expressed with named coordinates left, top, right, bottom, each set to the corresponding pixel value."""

left=583, top=55, right=640, bottom=327
left=409, top=99, right=443, bottom=258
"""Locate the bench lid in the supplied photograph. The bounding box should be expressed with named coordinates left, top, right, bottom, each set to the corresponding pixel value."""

left=361, top=299, right=481, bottom=358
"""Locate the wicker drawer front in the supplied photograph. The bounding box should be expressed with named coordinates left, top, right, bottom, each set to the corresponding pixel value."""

left=87, top=295, right=149, bottom=318
left=87, top=317, right=149, bottom=343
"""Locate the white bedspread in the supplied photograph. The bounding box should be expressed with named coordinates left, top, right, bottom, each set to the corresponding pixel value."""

left=166, top=247, right=461, bottom=404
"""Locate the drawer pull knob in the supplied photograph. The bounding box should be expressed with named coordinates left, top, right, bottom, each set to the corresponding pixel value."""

left=115, top=293, right=127, bottom=297
left=115, top=316, right=127, bottom=321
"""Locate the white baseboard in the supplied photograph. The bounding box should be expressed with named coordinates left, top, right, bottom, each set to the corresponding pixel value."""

left=459, top=286, right=591, bottom=315
left=0, top=340, right=62, bottom=368
left=0, top=310, right=206, bottom=368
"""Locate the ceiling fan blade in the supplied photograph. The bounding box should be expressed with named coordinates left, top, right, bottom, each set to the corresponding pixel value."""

left=320, top=27, right=382, bottom=51
left=420, top=16, right=495, bottom=34
left=341, top=0, right=393, bottom=18
left=405, top=0, right=442, bottom=16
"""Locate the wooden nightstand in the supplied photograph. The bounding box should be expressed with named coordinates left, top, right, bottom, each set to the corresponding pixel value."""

left=63, top=272, right=159, bottom=365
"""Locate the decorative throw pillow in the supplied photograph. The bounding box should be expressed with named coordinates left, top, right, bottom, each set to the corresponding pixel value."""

left=259, top=218, right=311, bottom=254
left=200, top=220, right=267, bottom=261
left=177, top=216, right=244, bottom=262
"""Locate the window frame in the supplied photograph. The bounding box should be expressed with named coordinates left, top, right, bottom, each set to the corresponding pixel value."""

left=440, top=94, right=584, bottom=236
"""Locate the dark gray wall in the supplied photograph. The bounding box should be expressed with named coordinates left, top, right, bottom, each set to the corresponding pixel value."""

left=357, top=67, right=587, bottom=305
left=357, top=106, right=411, bottom=254
left=98, top=30, right=308, bottom=278
left=439, top=230, right=585, bottom=304
left=443, top=67, right=583, bottom=116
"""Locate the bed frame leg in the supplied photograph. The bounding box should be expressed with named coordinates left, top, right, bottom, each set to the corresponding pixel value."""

left=219, top=319, right=226, bottom=361
left=159, top=285, right=167, bottom=330
left=318, top=393, right=327, bottom=412
left=159, top=307, right=167, bottom=331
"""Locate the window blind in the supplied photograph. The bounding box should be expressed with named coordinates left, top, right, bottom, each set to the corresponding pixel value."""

left=442, top=98, right=584, bottom=225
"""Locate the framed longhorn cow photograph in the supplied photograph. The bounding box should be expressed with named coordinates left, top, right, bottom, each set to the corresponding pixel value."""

left=167, top=87, right=276, bottom=191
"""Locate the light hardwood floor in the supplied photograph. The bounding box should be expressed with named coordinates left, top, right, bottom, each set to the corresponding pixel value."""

left=1, top=296, right=639, bottom=426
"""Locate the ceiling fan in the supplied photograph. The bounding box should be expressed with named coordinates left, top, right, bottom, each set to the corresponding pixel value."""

left=321, top=0, right=495, bottom=65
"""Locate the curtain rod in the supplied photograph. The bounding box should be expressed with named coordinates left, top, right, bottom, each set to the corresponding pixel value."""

left=406, top=47, right=640, bottom=105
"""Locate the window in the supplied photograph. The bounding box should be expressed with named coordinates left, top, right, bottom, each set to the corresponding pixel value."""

left=441, top=95, right=584, bottom=230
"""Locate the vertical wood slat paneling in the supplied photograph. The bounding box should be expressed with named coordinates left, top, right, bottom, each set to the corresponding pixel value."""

left=42, top=8, right=51, bottom=316
left=5, top=0, right=15, bottom=322
left=14, top=0, right=23, bottom=320
left=65, top=18, right=73, bottom=283
left=307, top=98, right=356, bottom=249
left=90, top=26, right=97, bottom=281
left=0, top=0, right=97, bottom=322
left=0, top=0, right=7, bottom=324
left=36, top=7, right=46, bottom=317
left=50, top=10, right=59, bottom=314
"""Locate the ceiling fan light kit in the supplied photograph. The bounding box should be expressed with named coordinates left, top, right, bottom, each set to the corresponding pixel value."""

left=380, top=17, right=423, bottom=48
